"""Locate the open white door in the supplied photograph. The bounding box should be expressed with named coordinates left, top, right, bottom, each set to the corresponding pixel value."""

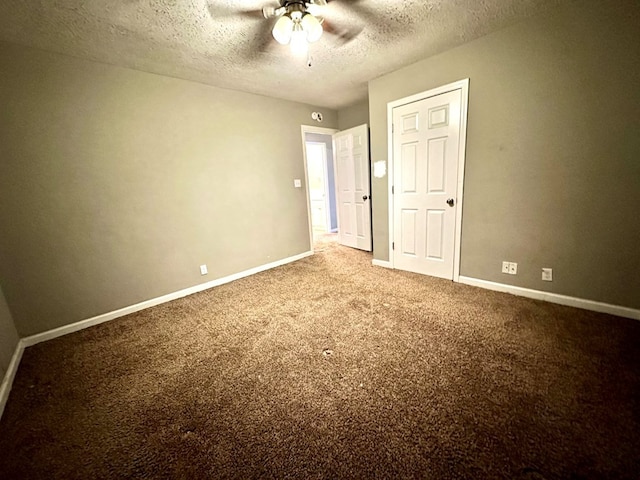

left=333, top=124, right=372, bottom=251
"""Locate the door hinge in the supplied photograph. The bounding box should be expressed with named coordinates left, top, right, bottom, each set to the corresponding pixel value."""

left=392, top=242, right=395, bottom=250
left=392, top=123, right=394, bottom=133
left=391, top=185, right=394, bottom=194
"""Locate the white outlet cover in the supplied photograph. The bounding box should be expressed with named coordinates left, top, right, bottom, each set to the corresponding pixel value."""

left=502, top=261, right=510, bottom=274
left=294, top=179, right=302, bottom=188
left=542, top=268, right=553, bottom=281
left=508, top=262, right=518, bottom=275
left=200, top=264, right=208, bottom=275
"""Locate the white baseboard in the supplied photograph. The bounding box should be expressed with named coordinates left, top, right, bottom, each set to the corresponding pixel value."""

left=0, top=340, right=25, bottom=420
left=372, top=259, right=392, bottom=268
left=2, top=251, right=311, bottom=420
left=458, top=276, right=640, bottom=320
left=22, top=251, right=313, bottom=348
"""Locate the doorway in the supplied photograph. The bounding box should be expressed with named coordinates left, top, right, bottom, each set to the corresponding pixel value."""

left=305, top=139, right=337, bottom=235
left=301, top=126, right=338, bottom=247
left=301, top=124, right=373, bottom=253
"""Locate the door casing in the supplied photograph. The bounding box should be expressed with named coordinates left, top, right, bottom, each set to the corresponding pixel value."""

left=386, top=79, right=470, bottom=281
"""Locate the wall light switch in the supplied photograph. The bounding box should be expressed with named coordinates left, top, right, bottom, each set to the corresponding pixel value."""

left=373, top=160, right=387, bottom=178
left=294, top=179, right=302, bottom=188
left=200, top=264, right=208, bottom=275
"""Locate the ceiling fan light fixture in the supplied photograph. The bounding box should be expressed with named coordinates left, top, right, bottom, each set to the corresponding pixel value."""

left=301, top=13, right=322, bottom=43
left=272, top=14, right=294, bottom=45
left=290, top=23, right=309, bottom=56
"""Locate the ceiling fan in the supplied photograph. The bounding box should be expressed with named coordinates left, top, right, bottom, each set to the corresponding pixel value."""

left=214, top=0, right=364, bottom=56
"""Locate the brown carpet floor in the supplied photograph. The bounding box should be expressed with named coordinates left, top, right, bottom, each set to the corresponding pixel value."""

left=1, top=238, right=639, bottom=479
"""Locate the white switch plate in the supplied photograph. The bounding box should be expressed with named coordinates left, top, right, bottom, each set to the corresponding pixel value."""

left=293, top=179, right=302, bottom=188
left=200, top=264, right=208, bottom=275
left=542, top=268, right=553, bottom=281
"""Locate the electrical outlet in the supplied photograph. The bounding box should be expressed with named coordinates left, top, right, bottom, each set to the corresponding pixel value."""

left=502, top=261, right=517, bottom=275
left=542, top=268, right=553, bottom=281
left=200, top=264, right=208, bottom=275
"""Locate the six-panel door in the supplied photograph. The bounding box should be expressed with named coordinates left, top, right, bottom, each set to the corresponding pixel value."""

left=392, top=90, right=462, bottom=279
left=333, top=124, right=372, bottom=251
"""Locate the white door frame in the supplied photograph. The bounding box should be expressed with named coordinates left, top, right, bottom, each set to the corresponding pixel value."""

left=301, top=125, right=339, bottom=253
left=387, top=79, right=469, bottom=282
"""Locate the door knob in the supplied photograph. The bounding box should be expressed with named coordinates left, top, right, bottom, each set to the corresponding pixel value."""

left=446, top=198, right=455, bottom=207
left=362, top=195, right=370, bottom=201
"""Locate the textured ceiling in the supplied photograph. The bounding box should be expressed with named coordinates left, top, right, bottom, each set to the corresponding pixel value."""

left=0, top=0, right=565, bottom=109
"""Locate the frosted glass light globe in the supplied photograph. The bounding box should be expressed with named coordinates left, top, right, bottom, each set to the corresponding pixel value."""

left=272, top=15, right=294, bottom=45
left=301, top=13, right=323, bottom=43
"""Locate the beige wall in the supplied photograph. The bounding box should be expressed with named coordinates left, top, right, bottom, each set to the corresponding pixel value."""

left=0, top=42, right=338, bottom=336
left=337, top=100, right=369, bottom=131
left=369, top=1, right=640, bottom=309
left=0, top=285, right=19, bottom=381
